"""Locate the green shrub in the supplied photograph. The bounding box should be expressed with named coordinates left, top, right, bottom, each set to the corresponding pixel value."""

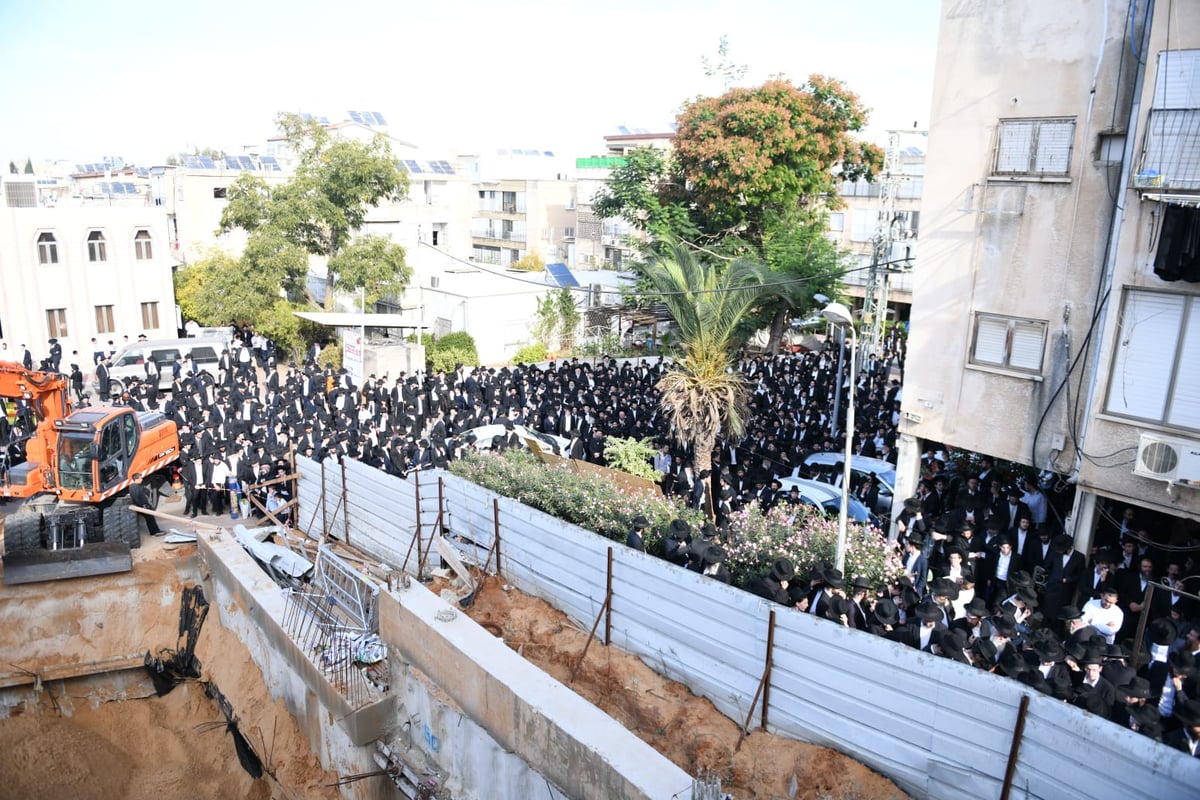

left=448, top=449, right=900, bottom=586
left=512, top=342, right=548, bottom=365
left=602, top=436, right=660, bottom=481
left=315, top=343, right=342, bottom=370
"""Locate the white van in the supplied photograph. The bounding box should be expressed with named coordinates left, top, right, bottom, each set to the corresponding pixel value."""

left=91, top=337, right=226, bottom=398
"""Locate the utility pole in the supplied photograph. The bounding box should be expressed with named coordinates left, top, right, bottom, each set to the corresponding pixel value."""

left=862, top=129, right=924, bottom=364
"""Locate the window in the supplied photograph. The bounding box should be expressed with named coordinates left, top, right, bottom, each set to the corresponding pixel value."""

left=1136, top=50, right=1200, bottom=191
left=95, top=305, right=115, bottom=333
left=430, top=230, right=439, bottom=246
left=141, top=301, right=159, bottom=329
left=134, top=230, right=153, bottom=260
left=828, top=212, right=845, bottom=232
left=993, top=118, right=1076, bottom=177
left=969, top=313, right=1046, bottom=374
left=213, top=187, right=227, bottom=199
left=37, top=232, right=58, bottom=264
left=1105, top=290, right=1200, bottom=430
left=46, top=308, right=68, bottom=338
left=850, top=209, right=876, bottom=242
left=87, top=230, right=107, bottom=262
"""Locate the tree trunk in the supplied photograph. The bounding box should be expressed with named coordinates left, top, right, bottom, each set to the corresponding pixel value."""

left=693, top=435, right=717, bottom=521
left=765, top=306, right=789, bottom=354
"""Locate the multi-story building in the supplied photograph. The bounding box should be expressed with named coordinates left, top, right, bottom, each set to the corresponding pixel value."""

left=0, top=176, right=177, bottom=362
left=829, top=137, right=924, bottom=317
left=899, top=0, right=1200, bottom=545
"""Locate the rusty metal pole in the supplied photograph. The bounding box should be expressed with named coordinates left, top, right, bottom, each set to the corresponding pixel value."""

left=413, top=470, right=423, bottom=577
left=437, top=476, right=445, bottom=536
left=604, top=547, right=613, bottom=646
left=761, top=609, right=777, bottom=731
left=320, top=460, right=328, bottom=538
left=999, top=694, right=1031, bottom=800
left=340, top=461, right=350, bottom=546
left=492, top=498, right=503, bottom=579
left=1130, top=583, right=1156, bottom=667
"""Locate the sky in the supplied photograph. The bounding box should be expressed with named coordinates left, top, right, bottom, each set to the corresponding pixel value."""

left=0, top=0, right=941, bottom=165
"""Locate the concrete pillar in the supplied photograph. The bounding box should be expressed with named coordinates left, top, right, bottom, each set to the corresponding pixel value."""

left=1068, top=489, right=1098, bottom=555
left=891, top=431, right=924, bottom=541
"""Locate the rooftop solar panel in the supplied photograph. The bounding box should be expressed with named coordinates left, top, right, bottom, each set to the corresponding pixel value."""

left=545, top=262, right=580, bottom=288
left=349, top=110, right=364, bottom=123
left=238, top=156, right=254, bottom=170
left=135, top=167, right=149, bottom=177
left=111, top=182, right=125, bottom=194
left=372, top=111, right=387, bottom=125
left=124, top=182, right=137, bottom=193
left=404, top=160, right=423, bottom=173
left=225, top=156, right=241, bottom=170
left=543, top=151, right=555, bottom=157
left=199, top=156, right=216, bottom=169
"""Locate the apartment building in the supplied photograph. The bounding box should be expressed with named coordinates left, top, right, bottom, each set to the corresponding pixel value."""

left=899, top=0, right=1200, bottom=545
left=0, top=176, right=177, bottom=360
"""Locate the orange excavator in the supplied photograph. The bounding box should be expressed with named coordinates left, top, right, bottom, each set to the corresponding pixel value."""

left=0, top=361, right=180, bottom=584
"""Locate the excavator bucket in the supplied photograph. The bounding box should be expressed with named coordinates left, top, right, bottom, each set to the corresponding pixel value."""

left=2, top=541, right=132, bottom=585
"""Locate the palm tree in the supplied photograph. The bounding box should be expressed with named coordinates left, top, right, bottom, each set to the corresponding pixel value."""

left=643, top=243, right=770, bottom=517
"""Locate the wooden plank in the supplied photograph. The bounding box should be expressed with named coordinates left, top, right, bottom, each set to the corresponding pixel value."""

left=2, top=542, right=133, bottom=585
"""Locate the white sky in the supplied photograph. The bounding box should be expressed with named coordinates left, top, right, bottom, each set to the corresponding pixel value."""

left=0, top=0, right=941, bottom=165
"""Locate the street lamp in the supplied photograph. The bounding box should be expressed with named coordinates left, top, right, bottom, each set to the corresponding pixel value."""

left=821, top=301, right=856, bottom=574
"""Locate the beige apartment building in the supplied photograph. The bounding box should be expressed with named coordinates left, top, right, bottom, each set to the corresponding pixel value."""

left=900, top=0, right=1200, bottom=546
left=0, top=176, right=177, bottom=360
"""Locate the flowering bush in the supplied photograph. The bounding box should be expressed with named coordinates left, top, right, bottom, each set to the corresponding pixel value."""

left=449, top=449, right=900, bottom=589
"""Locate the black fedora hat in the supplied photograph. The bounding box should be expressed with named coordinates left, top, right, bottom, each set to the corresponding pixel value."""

left=873, top=601, right=900, bottom=626
left=849, top=575, right=872, bottom=593
left=1000, top=647, right=1030, bottom=675
left=823, top=568, right=846, bottom=591
left=1033, top=639, right=1066, bottom=664
left=770, top=557, right=795, bottom=583
left=1018, top=670, right=1053, bottom=695
left=971, top=637, right=998, bottom=665
left=1174, top=698, right=1200, bottom=728
left=631, top=514, right=649, bottom=529
left=1148, top=618, right=1178, bottom=647
left=1058, top=605, right=1084, bottom=621
left=915, top=600, right=943, bottom=623
left=1117, top=677, right=1152, bottom=701
left=964, top=596, right=989, bottom=617
left=1169, top=650, right=1197, bottom=678
left=669, top=519, right=692, bottom=540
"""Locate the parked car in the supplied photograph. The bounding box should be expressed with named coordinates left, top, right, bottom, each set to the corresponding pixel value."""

left=457, top=424, right=571, bottom=457
left=90, top=337, right=224, bottom=398
left=797, top=452, right=896, bottom=516
left=777, top=477, right=880, bottom=527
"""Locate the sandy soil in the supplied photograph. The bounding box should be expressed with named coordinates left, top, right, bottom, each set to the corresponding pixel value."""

left=461, top=578, right=909, bottom=800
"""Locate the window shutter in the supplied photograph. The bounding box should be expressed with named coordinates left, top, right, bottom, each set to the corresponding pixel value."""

left=828, top=212, right=845, bottom=232
left=1033, top=121, right=1074, bottom=174
left=1009, top=321, right=1046, bottom=370
left=973, top=316, right=1008, bottom=365
left=1106, top=292, right=1183, bottom=420
left=996, top=122, right=1034, bottom=173
left=1168, top=299, right=1200, bottom=429
left=850, top=209, right=875, bottom=242
left=1154, top=50, right=1200, bottom=109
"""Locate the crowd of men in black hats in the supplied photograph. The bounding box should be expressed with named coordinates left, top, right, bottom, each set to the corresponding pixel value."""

left=732, top=464, right=1200, bottom=752
left=6, top=325, right=1200, bottom=755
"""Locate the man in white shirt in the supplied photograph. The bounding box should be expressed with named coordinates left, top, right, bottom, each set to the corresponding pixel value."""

left=1081, top=587, right=1124, bottom=645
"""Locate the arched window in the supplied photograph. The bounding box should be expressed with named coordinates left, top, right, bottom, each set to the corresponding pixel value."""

left=87, top=230, right=107, bottom=262
left=134, top=230, right=153, bottom=260
left=37, top=232, right=58, bottom=264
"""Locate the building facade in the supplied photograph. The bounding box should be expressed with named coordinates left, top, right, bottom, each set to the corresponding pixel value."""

left=900, top=0, right=1200, bottom=545
left=0, top=178, right=177, bottom=365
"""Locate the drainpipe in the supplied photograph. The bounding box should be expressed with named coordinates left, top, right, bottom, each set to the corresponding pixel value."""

left=1068, top=0, right=1153, bottom=551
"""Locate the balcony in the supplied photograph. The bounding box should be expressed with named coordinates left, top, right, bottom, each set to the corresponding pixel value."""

left=1135, top=109, right=1200, bottom=192
left=476, top=202, right=527, bottom=215
left=471, top=230, right=527, bottom=243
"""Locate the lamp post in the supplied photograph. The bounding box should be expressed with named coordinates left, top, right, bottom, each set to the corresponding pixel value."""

left=821, top=301, right=857, bottom=574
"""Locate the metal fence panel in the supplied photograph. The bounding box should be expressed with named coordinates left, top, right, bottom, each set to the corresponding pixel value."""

left=298, top=460, right=1200, bottom=800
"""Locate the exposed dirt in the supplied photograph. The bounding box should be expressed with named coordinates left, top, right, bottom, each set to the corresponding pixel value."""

left=459, top=578, right=909, bottom=800
left=0, top=680, right=339, bottom=800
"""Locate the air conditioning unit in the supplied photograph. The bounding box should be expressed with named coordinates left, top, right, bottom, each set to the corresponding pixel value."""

left=1133, top=433, right=1200, bottom=487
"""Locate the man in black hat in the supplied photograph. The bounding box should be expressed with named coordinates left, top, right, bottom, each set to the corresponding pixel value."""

left=952, top=595, right=994, bottom=645
left=626, top=514, right=649, bottom=552
left=128, top=473, right=161, bottom=536
left=663, top=519, right=692, bottom=567
left=697, top=544, right=731, bottom=585
left=901, top=535, right=929, bottom=596
left=896, top=600, right=946, bottom=652
left=1031, top=638, right=1074, bottom=700
left=1040, top=533, right=1084, bottom=621
left=1111, top=677, right=1157, bottom=730
left=894, top=496, right=925, bottom=549
left=984, top=535, right=1025, bottom=604
left=847, top=576, right=873, bottom=631
left=1073, top=651, right=1116, bottom=718
left=748, top=557, right=795, bottom=606
left=1165, top=699, right=1200, bottom=756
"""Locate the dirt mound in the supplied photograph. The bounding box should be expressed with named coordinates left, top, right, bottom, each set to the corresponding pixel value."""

left=462, top=578, right=908, bottom=800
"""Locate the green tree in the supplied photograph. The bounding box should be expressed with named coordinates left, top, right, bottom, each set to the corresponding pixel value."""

left=645, top=243, right=771, bottom=517
left=220, top=113, right=411, bottom=307
left=591, top=147, right=697, bottom=241
left=532, top=293, right=557, bottom=350
left=23, top=157, right=33, bottom=174
left=749, top=208, right=848, bottom=351
left=8, top=161, right=16, bottom=174
left=555, top=288, right=581, bottom=350
left=673, top=76, right=882, bottom=247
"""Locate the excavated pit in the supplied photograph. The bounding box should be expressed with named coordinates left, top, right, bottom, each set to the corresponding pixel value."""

left=0, top=503, right=345, bottom=800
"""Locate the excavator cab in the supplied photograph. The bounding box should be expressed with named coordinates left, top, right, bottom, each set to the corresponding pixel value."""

left=57, top=433, right=94, bottom=491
